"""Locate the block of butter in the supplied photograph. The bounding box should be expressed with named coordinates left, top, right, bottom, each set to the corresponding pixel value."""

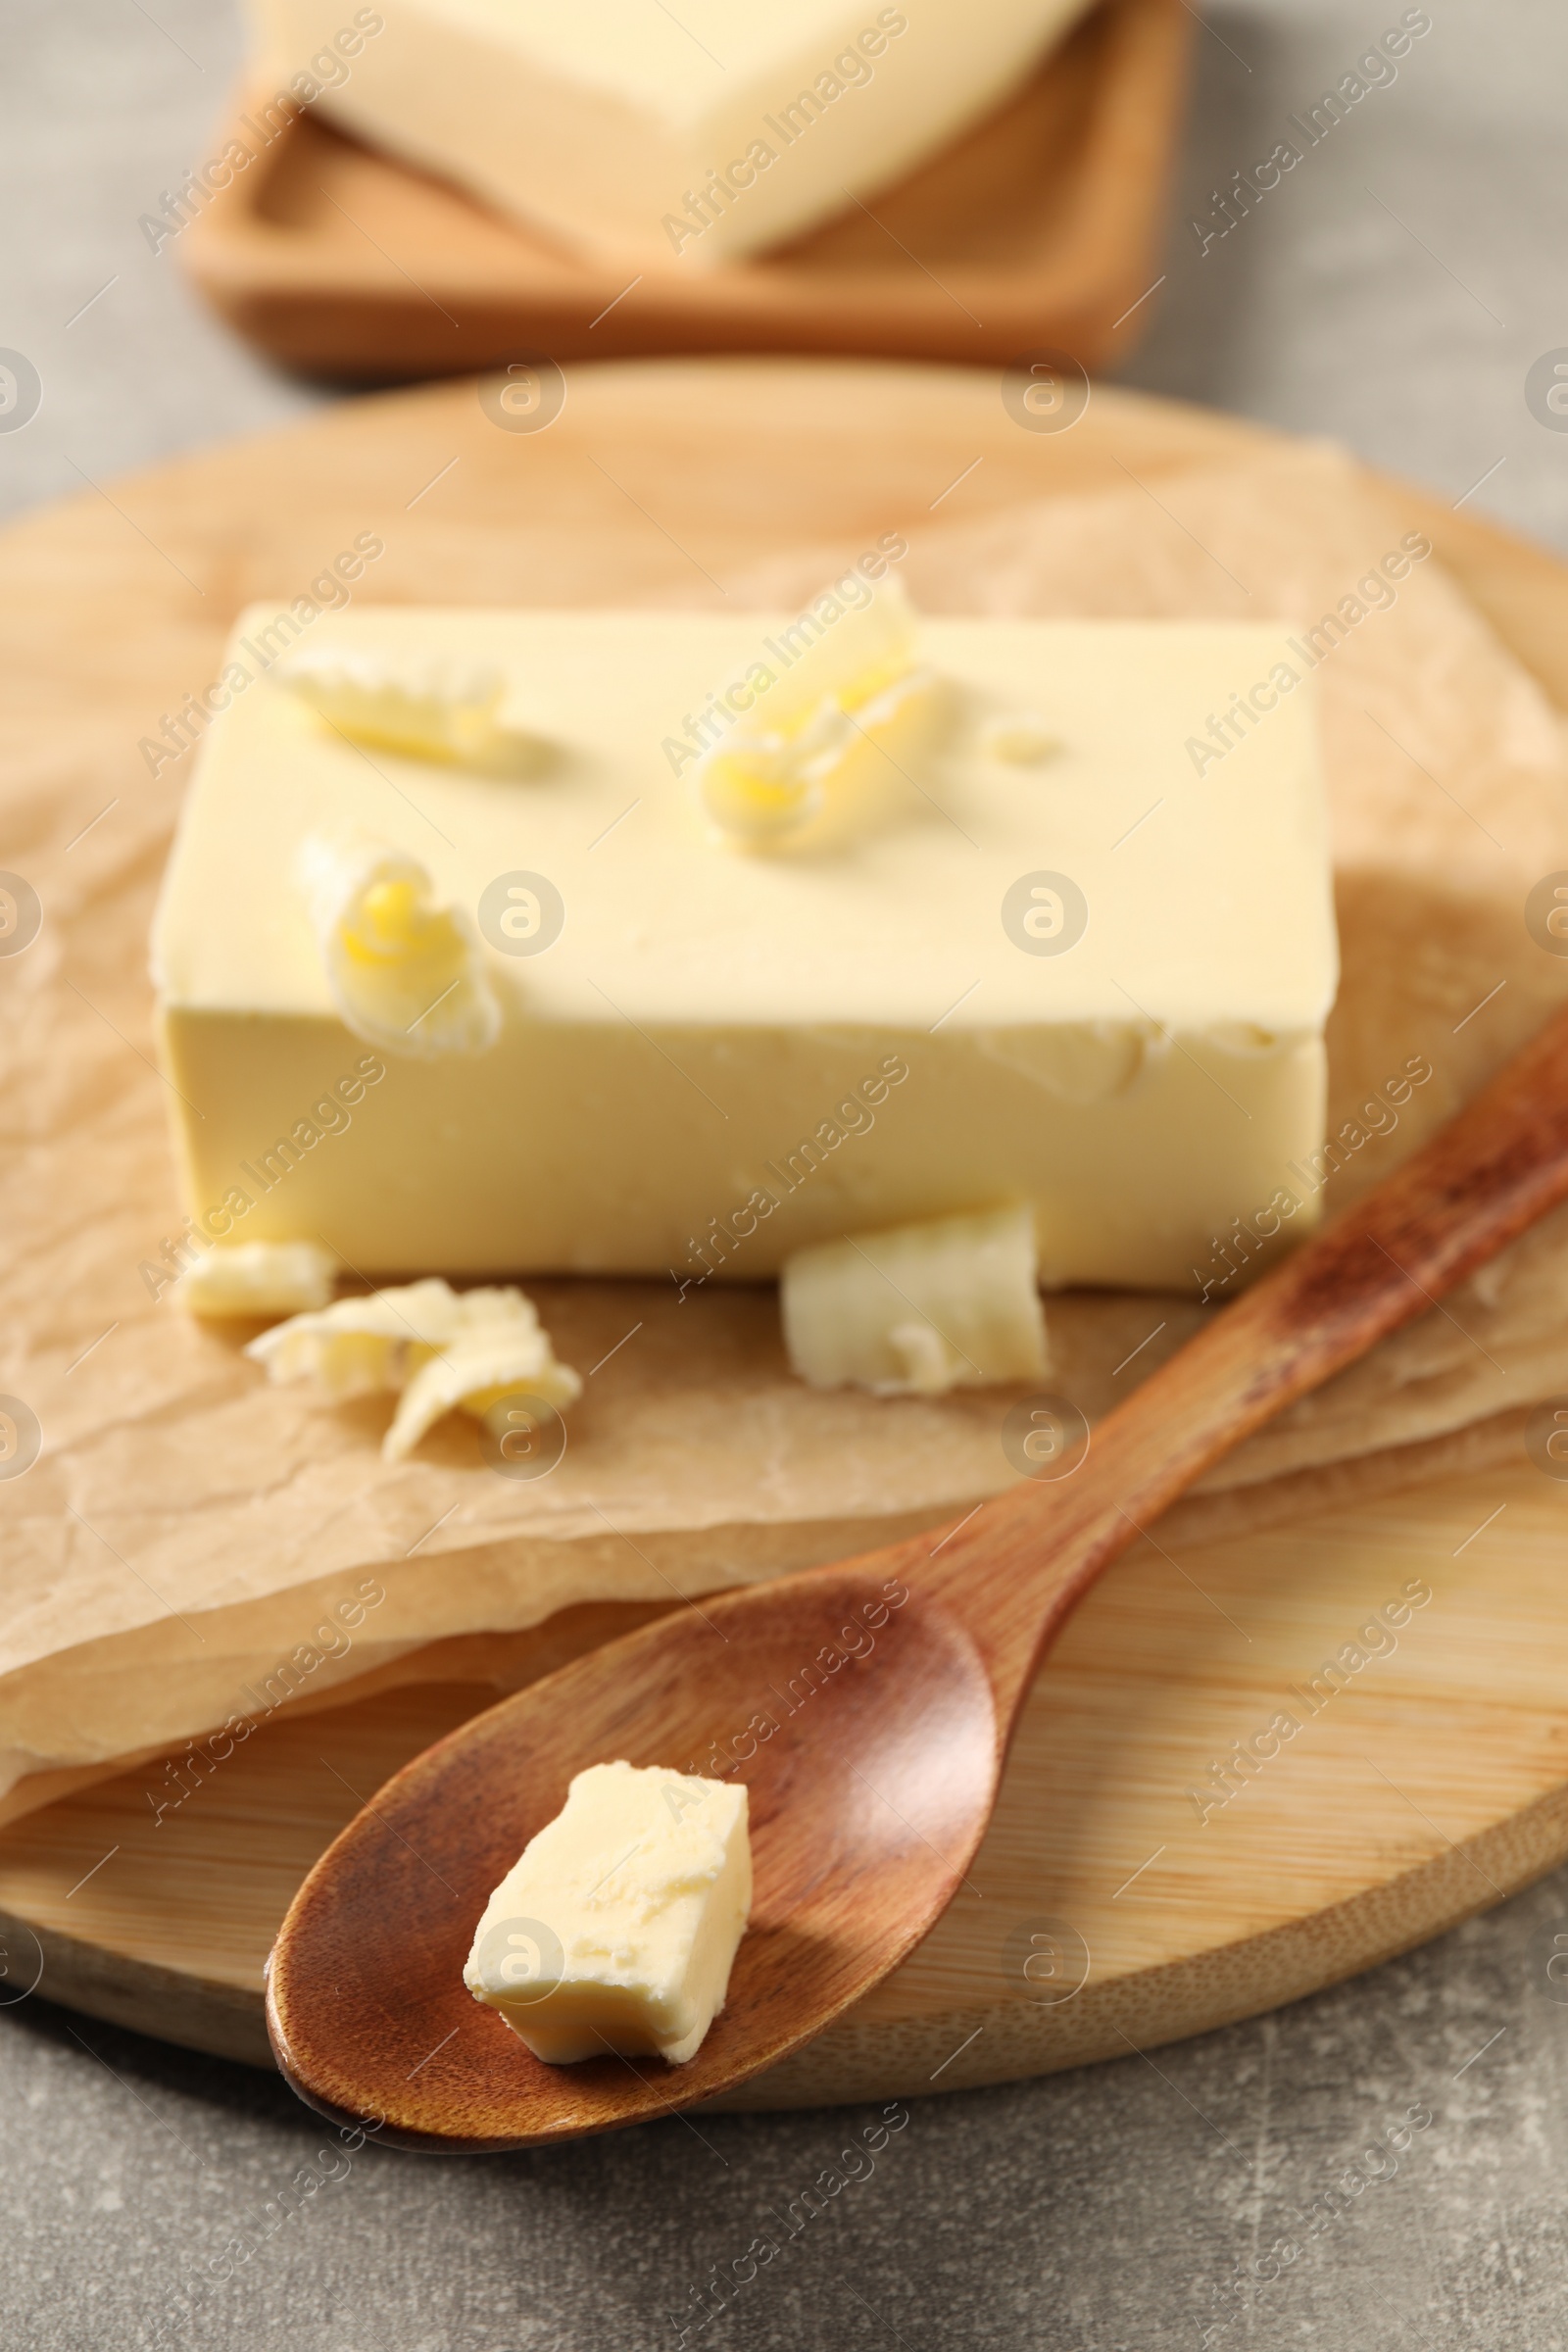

left=151, top=600, right=1336, bottom=1296
left=465, top=1761, right=751, bottom=2064
left=246, top=0, right=1094, bottom=266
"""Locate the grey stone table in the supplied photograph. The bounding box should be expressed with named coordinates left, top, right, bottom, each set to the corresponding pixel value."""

left=5, top=2, right=1568, bottom=2345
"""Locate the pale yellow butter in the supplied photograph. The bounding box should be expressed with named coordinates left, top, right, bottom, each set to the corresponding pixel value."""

left=151, top=605, right=1337, bottom=1295
left=465, top=1761, right=751, bottom=2065
left=782, top=1202, right=1049, bottom=1394
left=244, top=1276, right=580, bottom=1461
left=247, top=0, right=1096, bottom=268
left=172, top=1238, right=337, bottom=1317
left=278, top=645, right=511, bottom=765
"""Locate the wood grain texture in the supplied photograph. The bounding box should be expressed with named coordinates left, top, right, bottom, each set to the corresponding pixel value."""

left=270, top=1570, right=1000, bottom=2146
left=7, top=1454, right=1568, bottom=2110
left=180, top=0, right=1191, bottom=378
left=261, top=1022, right=1568, bottom=2148
left=5, top=364, right=1568, bottom=2107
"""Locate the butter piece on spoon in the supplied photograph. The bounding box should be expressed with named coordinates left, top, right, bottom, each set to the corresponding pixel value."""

left=466, top=1762, right=751, bottom=2066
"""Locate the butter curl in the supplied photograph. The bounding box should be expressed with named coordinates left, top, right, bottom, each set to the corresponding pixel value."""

left=301, top=834, right=500, bottom=1058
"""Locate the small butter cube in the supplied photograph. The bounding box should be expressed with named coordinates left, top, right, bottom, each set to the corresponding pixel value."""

left=782, top=1201, right=1048, bottom=1393
left=465, top=1761, right=751, bottom=2066
left=172, top=1239, right=336, bottom=1317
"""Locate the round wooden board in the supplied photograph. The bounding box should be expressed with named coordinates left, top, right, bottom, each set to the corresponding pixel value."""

left=5, top=360, right=1568, bottom=2110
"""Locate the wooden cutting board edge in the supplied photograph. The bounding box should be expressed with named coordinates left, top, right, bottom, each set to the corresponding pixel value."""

left=4, top=365, right=1568, bottom=2108
left=7, top=1582, right=1568, bottom=2106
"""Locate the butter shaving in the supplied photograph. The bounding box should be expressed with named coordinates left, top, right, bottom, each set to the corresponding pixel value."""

left=173, top=1240, right=337, bottom=1317
left=697, top=577, right=937, bottom=848
left=697, top=732, right=824, bottom=846
left=279, top=646, right=513, bottom=765
left=781, top=1203, right=1049, bottom=1396
left=245, top=1278, right=579, bottom=1462
left=301, top=834, right=500, bottom=1058
left=246, top=1277, right=528, bottom=1396
left=745, top=572, right=919, bottom=738
left=385, top=1324, right=582, bottom=1463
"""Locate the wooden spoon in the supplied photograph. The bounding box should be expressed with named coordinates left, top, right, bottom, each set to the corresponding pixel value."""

left=268, top=1004, right=1568, bottom=2150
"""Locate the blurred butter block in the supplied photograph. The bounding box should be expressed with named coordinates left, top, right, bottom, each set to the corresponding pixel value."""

left=151, top=605, right=1336, bottom=1293
left=246, top=0, right=1098, bottom=266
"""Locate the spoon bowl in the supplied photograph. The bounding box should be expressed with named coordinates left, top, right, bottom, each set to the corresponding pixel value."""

left=267, top=1565, right=1000, bottom=2148
left=269, top=1004, right=1568, bottom=2148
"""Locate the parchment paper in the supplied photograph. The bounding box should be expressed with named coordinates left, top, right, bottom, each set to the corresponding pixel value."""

left=4, top=438, right=1566, bottom=1819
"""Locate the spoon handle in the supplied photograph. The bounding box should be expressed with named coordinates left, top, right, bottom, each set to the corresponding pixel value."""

left=907, top=1001, right=1568, bottom=1724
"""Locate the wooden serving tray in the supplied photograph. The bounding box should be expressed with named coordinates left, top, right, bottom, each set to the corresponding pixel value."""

left=180, top=0, right=1190, bottom=381
left=4, top=362, right=1568, bottom=2109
